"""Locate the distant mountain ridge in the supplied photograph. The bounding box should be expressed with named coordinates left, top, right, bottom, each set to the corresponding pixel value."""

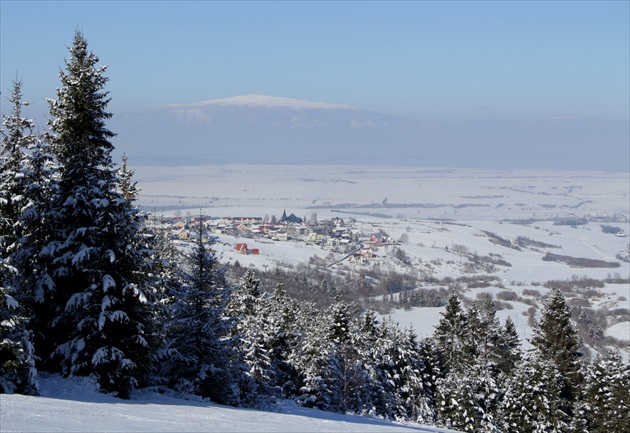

left=171, top=94, right=356, bottom=110
left=111, top=94, right=424, bottom=166
left=110, top=94, right=629, bottom=171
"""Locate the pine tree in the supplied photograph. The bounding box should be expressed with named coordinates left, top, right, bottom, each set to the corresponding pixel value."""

left=432, top=296, right=510, bottom=431
left=228, top=269, right=274, bottom=403
left=0, top=259, right=37, bottom=395
left=294, top=315, right=335, bottom=410
left=35, top=32, right=157, bottom=398
left=357, top=317, right=433, bottom=422
left=266, top=283, right=304, bottom=398
left=1, top=79, right=33, bottom=250
left=499, top=352, right=570, bottom=433
left=582, top=350, right=630, bottom=433
left=393, top=326, right=433, bottom=423
left=432, top=293, right=471, bottom=375
left=13, top=130, right=54, bottom=309
left=162, top=217, right=238, bottom=404
left=294, top=290, right=354, bottom=412
left=0, top=79, right=39, bottom=395
left=529, top=288, right=583, bottom=406
left=363, top=318, right=399, bottom=418
left=326, top=290, right=370, bottom=414
left=471, top=296, right=507, bottom=378
left=434, top=372, right=480, bottom=432
left=496, top=316, right=522, bottom=377
left=419, top=336, right=441, bottom=414
left=353, top=310, right=386, bottom=414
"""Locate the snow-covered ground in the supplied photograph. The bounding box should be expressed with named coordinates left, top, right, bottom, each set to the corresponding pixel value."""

left=132, top=165, right=629, bottom=223
left=0, top=375, right=458, bottom=433
left=134, top=164, right=630, bottom=352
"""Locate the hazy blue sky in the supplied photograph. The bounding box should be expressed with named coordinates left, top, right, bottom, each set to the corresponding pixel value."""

left=2, top=1, right=628, bottom=123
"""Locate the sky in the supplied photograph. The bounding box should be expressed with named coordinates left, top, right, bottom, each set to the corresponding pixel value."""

left=1, top=1, right=628, bottom=121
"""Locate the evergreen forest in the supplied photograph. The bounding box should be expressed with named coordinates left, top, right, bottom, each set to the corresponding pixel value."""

left=1, top=32, right=628, bottom=433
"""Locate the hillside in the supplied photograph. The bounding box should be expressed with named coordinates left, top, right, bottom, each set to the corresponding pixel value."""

left=135, top=164, right=630, bottom=358
left=0, top=375, right=459, bottom=433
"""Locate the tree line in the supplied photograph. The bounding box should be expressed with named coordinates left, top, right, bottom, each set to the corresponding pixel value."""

left=1, top=32, right=628, bottom=432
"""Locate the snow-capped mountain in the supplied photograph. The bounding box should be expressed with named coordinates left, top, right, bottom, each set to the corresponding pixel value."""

left=111, top=95, right=425, bottom=166
left=175, top=94, right=356, bottom=110
left=110, top=94, right=629, bottom=171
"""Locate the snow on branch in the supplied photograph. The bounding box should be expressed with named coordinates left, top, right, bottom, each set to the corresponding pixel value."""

left=66, top=291, right=90, bottom=311
left=102, top=274, right=116, bottom=292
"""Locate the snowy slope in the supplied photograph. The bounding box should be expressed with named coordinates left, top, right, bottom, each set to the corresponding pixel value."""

left=0, top=375, right=459, bottom=433
left=132, top=164, right=629, bottom=354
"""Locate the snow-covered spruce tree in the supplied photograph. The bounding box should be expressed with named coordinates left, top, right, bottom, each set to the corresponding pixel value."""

left=1, top=79, right=33, bottom=251
left=419, top=336, right=440, bottom=415
left=432, top=297, right=511, bottom=432
left=498, top=351, right=571, bottom=433
left=0, top=79, right=39, bottom=395
left=0, top=258, right=37, bottom=395
left=434, top=368, right=486, bottom=433
left=354, top=310, right=390, bottom=416
left=265, top=283, right=305, bottom=398
left=352, top=314, right=432, bottom=422
left=36, top=32, right=158, bottom=398
left=293, top=305, right=337, bottom=411
left=12, top=130, right=54, bottom=311
left=434, top=304, right=496, bottom=432
left=325, top=290, right=370, bottom=414
left=496, top=315, right=522, bottom=377
left=582, top=350, right=630, bottom=433
left=431, top=293, right=472, bottom=376
left=144, top=213, right=180, bottom=307
left=470, top=296, right=510, bottom=378
left=529, top=288, right=583, bottom=407
left=475, top=301, right=524, bottom=430
left=388, top=325, right=433, bottom=423
left=227, top=269, right=275, bottom=403
left=162, top=217, right=238, bottom=404
left=365, top=319, right=400, bottom=417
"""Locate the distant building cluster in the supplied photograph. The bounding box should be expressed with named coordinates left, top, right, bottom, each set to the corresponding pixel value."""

left=146, top=210, right=400, bottom=265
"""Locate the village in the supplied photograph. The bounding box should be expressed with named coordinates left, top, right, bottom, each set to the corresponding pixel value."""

left=146, top=210, right=401, bottom=266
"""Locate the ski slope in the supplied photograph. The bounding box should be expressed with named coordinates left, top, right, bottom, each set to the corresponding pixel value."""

left=0, top=375, right=459, bottom=433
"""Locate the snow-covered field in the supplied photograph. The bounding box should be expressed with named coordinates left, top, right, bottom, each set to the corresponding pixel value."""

left=0, top=375, right=458, bottom=433
left=133, top=165, right=629, bottom=223
left=134, top=164, right=630, bottom=348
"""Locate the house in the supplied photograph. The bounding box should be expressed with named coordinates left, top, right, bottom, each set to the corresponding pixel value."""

left=331, top=217, right=345, bottom=227
left=275, top=232, right=289, bottom=242
left=351, top=248, right=375, bottom=265
left=234, top=243, right=260, bottom=255
left=285, top=224, right=308, bottom=236
left=172, top=220, right=186, bottom=231
left=308, top=233, right=324, bottom=244
left=236, top=223, right=250, bottom=233
left=370, top=233, right=385, bottom=245
left=326, top=238, right=340, bottom=246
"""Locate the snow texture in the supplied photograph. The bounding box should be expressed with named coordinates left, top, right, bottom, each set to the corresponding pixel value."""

left=133, top=164, right=629, bottom=353
left=0, top=374, right=460, bottom=432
